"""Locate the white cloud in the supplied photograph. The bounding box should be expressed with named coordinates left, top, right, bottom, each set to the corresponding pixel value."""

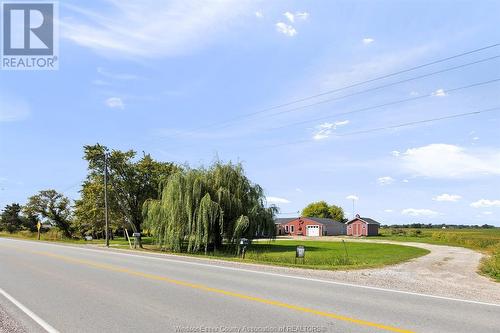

left=62, top=1, right=253, bottom=58
left=384, top=209, right=394, bottom=213
left=482, top=211, right=493, bottom=215
left=334, top=120, right=349, bottom=126
left=105, top=97, right=125, bottom=109
left=362, top=38, right=375, bottom=44
left=470, top=199, right=500, bottom=208
left=346, top=195, right=359, bottom=201
left=295, top=12, right=310, bottom=20
left=0, top=94, right=30, bottom=122
left=283, top=11, right=309, bottom=23
left=401, top=208, right=440, bottom=217
left=312, top=120, right=349, bottom=140
left=295, top=188, right=303, bottom=193
left=283, top=11, right=295, bottom=23
left=275, top=22, right=297, bottom=37
left=432, top=88, right=447, bottom=97
left=402, top=179, right=409, bottom=183
left=266, top=196, right=291, bottom=204
left=255, top=11, right=263, bottom=18
left=391, top=150, right=401, bottom=157
left=377, top=176, right=395, bottom=185
left=399, top=144, right=500, bottom=178
left=433, top=194, right=462, bottom=202
left=410, top=91, right=419, bottom=96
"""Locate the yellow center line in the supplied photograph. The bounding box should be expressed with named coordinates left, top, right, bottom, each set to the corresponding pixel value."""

left=3, top=244, right=415, bottom=333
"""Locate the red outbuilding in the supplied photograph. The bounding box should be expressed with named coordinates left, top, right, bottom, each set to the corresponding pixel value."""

left=346, top=214, right=380, bottom=236
left=275, top=217, right=346, bottom=237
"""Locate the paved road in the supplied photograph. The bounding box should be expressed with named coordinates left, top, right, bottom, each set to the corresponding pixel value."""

left=0, top=238, right=498, bottom=333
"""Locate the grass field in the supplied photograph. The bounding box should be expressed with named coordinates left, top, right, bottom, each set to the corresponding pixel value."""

left=0, top=231, right=428, bottom=271
left=375, top=227, right=500, bottom=281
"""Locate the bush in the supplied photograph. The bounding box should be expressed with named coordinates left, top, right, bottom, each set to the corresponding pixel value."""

left=480, top=245, right=500, bottom=282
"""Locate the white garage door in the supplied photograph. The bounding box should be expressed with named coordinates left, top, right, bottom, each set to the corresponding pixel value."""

left=307, top=225, right=320, bottom=236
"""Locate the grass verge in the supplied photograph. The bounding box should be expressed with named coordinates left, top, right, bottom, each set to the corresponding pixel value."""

left=0, top=232, right=428, bottom=271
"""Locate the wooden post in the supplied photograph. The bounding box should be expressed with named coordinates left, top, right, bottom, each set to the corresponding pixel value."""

left=125, top=229, right=132, bottom=249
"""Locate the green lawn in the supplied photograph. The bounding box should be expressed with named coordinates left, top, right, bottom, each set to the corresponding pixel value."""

left=199, top=240, right=430, bottom=270
left=374, top=228, right=500, bottom=281
left=0, top=231, right=429, bottom=271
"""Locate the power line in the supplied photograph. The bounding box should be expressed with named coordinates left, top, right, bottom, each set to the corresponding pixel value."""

left=164, top=77, right=500, bottom=151
left=336, top=107, right=500, bottom=137
left=194, top=43, right=500, bottom=130
left=258, top=106, right=500, bottom=149
left=266, top=78, right=500, bottom=131
left=214, top=54, right=500, bottom=130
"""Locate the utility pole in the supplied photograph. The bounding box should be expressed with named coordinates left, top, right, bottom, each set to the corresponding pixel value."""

left=352, top=199, right=355, bottom=218
left=104, top=153, right=109, bottom=247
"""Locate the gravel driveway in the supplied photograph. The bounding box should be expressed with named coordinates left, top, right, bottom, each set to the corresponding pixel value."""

left=307, top=238, right=500, bottom=304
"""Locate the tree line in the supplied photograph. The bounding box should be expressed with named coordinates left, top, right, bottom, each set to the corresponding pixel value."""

left=0, top=144, right=278, bottom=253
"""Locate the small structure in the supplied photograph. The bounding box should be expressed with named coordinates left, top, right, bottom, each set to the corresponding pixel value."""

left=346, top=214, right=380, bottom=236
left=275, top=217, right=346, bottom=236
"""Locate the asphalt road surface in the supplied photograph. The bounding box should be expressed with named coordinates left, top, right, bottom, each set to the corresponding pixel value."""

left=0, top=238, right=499, bottom=333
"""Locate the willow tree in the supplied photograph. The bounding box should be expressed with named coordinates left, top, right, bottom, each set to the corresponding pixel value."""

left=143, top=162, right=277, bottom=253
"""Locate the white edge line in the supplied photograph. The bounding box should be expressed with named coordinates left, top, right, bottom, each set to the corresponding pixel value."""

left=2, top=237, right=499, bottom=308
left=0, top=287, right=59, bottom=333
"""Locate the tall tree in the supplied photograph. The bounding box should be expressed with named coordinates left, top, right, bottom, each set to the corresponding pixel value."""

left=24, top=190, right=73, bottom=237
left=0, top=203, right=24, bottom=233
left=302, top=201, right=345, bottom=222
left=302, top=201, right=331, bottom=218
left=143, top=161, right=277, bottom=253
left=73, top=176, right=125, bottom=238
left=328, top=205, right=346, bottom=222
left=80, top=144, right=179, bottom=237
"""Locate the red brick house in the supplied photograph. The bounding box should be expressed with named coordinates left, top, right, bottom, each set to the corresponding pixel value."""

left=275, top=217, right=346, bottom=237
left=346, top=214, right=380, bottom=236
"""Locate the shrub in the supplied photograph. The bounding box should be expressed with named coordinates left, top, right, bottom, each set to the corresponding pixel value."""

left=480, top=245, right=500, bottom=282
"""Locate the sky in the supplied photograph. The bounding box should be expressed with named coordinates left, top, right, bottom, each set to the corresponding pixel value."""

left=1, top=0, right=500, bottom=226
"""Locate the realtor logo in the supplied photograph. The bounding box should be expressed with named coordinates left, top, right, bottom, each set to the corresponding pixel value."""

left=1, top=2, right=59, bottom=70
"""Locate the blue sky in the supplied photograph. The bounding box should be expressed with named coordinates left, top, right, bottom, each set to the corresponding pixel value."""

left=1, top=0, right=500, bottom=225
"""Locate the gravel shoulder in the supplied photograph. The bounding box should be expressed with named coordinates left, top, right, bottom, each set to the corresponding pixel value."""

left=0, top=295, right=44, bottom=333
left=0, top=304, right=27, bottom=333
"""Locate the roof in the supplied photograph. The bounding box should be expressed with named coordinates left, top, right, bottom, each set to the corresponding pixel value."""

left=274, top=217, right=344, bottom=226
left=274, top=218, right=296, bottom=225
left=346, top=216, right=381, bottom=225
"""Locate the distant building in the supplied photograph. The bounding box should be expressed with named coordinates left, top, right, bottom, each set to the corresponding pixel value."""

left=346, top=214, right=380, bottom=236
left=275, top=217, right=346, bottom=237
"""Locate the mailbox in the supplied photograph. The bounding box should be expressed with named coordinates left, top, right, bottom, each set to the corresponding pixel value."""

left=239, top=238, right=249, bottom=259
left=296, top=245, right=305, bottom=259
left=132, top=232, right=141, bottom=249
